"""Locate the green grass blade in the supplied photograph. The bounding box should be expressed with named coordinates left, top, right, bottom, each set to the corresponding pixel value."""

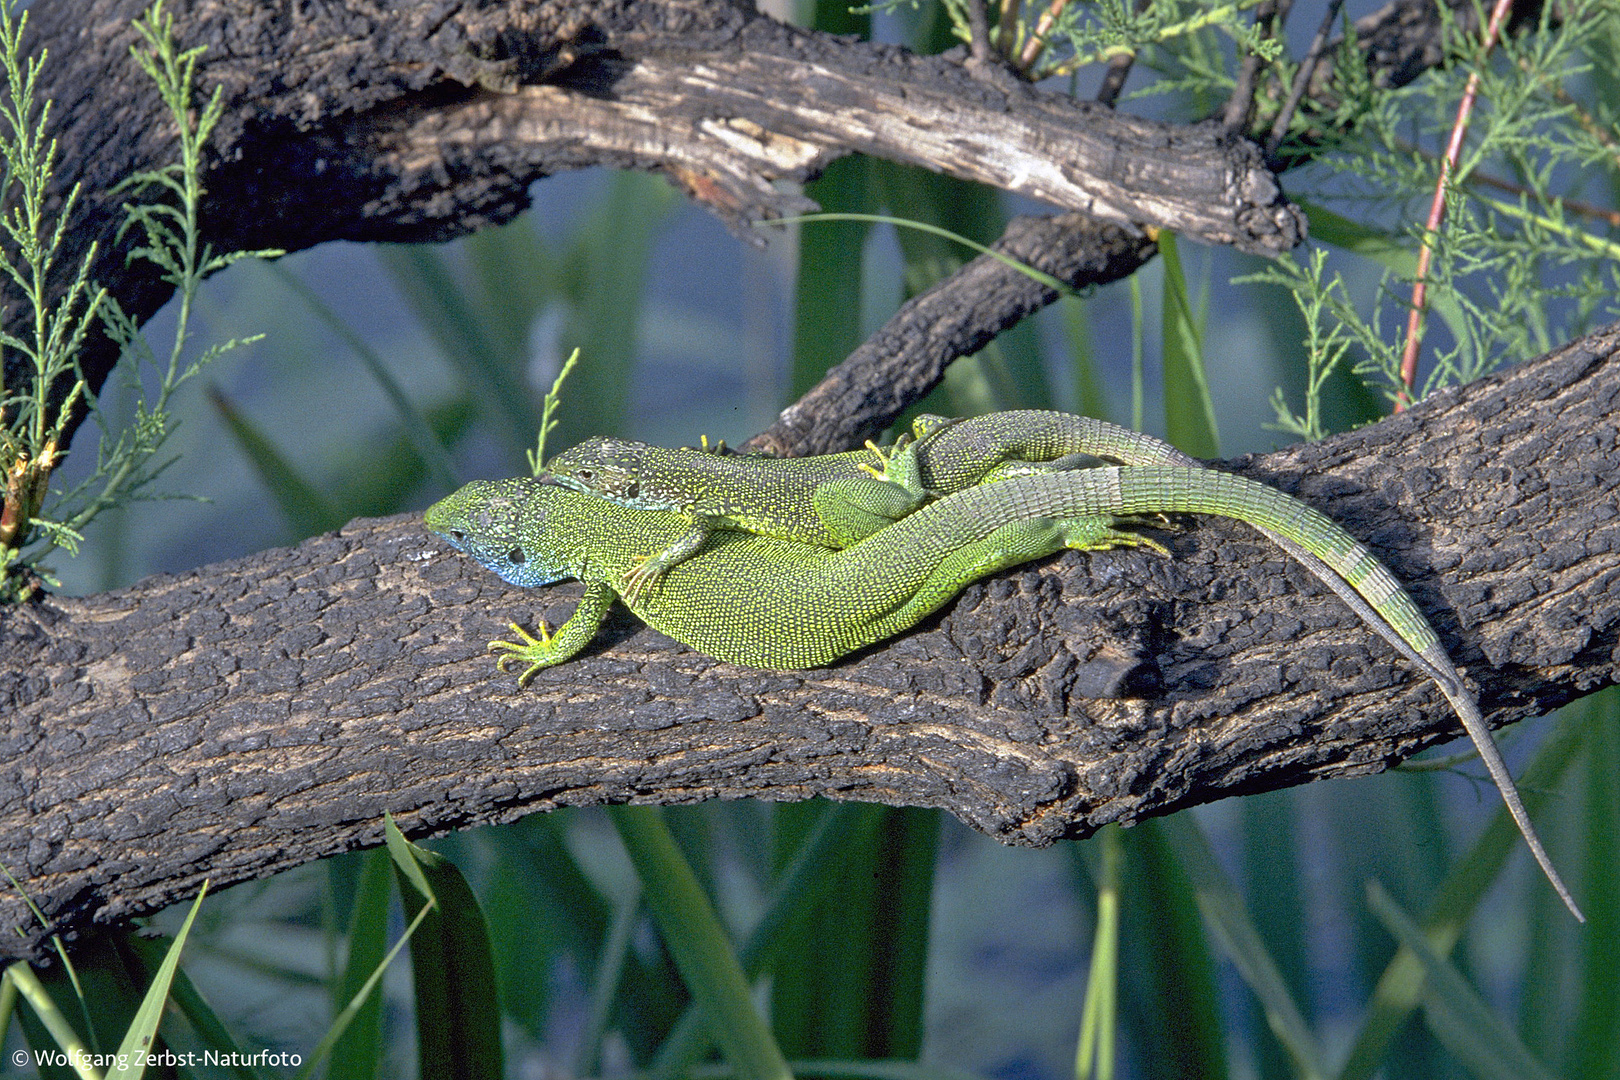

left=384, top=814, right=436, bottom=904
left=209, top=386, right=344, bottom=536
left=608, top=804, right=792, bottom=1080
left=1239, top=792, right=1311, bottom=1080
left=124, top=933, right=268, bottom=1080
left=1567, top=690, right=1618, bottom=1080
left=1075, top=824, right=1121, bottom=1080
left=376, top=243, right=536, bottom=461
left=792, top=156, right=872, bottom=399
left=651, top=801, right=882, bottom=1078
left=874, top=161, right=1052, bottom=410
left=1335, top=708, right=1589, bottom=1080
left=1060, top=295, right=1108, bottom=420
left=1295, top=202, right=1418, bottom=278
left=767, top=803, right=935, bottom=1060
left=1160, top=814, right=1325, bottom=1079
left=1365, top=882, right=1557, bottom=1080
left=325, top=397, right=477, bottom=514
left=775, top=212, right=1075, bottom=296
left=783, top=1060, right=983, bottom=1080
left=551, top=171, right=678, bottom=452
left=388, top=834, right=504, bottom=1080
left=266, top=264, right=460, bottom=492
left=0, top=968, right=18, bottom=1049
left=573, top=887, right=643, bottom=1078
left=1113, top=818, right=1228, bottom=1080
left=105, top=882, right=209, bottom=1080
left=296, top=903, right=435, bottom=1080
left=484, top=814, right=611, bottom=1034
left=328, top=849, right=392, bottom=1080
left=462, top=215, right=553, bottom=362
left=1129, top=275, right=1144, bottom=431
left=1292, top=200, right=1470, bottom=383
left=787, top=0, right=872, bottom=399
left=1157, top=232, right=1218, bottom=457
left=293, top=817, right=454, bottom=1080
left=6, top=962, right=100, bottom=1079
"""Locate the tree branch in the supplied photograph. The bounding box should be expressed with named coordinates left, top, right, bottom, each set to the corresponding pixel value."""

left=5, top=323, right=1618, bottom=961
left=12, top=0, right=1302, bottom=422
left=742, top=0, right=1511, bottom=452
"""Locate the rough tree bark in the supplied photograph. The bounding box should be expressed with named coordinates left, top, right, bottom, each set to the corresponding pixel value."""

left=5, top=325, right=1618, bottom=961
left=14, top=0, right=1312, bottom=410
left=3, top=0, right=1609, bottom=961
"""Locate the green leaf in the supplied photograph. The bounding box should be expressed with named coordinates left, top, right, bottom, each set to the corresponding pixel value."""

left=1365, top=882, right=1558, bottom=1080
left=1113, top=818, right=1227, bottom=1080
left=389, top=836, right=504, bottom=1080
left=650, top=801, right=884, bottom=1078
left=1335, top=707, right=1590, bottom=1080
left=105, top=881, right=209, bottom=1080
left=1158, top=232, right=1218, bottom=458
left=608, top=804, right=792, bottom=1080
left=1159, top=815, right=1326, bottom=1079
left=328, top=849, right=393, bottom=1080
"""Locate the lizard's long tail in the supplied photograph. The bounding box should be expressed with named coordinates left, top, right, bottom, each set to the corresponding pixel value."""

left=970, top=416, right=1584, bottom=921
left=1067, top=466, right=1583, bottom=921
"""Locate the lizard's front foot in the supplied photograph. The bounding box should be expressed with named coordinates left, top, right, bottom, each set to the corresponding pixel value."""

left=619, top=555, right=671, bottom=605
left=857, top=434, right=914, bottom=481
left=491, top=619, right=565, bottom=686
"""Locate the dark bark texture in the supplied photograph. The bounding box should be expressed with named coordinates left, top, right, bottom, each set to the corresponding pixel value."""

left=5, top=324, right=1620, bottom=961
left=11, top=0, right=1315, bottom=411
left=2, top=0, right=1606, bottom=960
left=12, top=0, right=1483, bottom=432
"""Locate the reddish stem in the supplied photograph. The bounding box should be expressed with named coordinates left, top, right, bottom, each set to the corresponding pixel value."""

left=1395, top=0, right=1515, bottom=411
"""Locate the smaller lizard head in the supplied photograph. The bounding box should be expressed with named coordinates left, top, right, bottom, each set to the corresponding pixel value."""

left=541, top=436, right=651, bottom=503
left=424, top=478, right=571, bottom=588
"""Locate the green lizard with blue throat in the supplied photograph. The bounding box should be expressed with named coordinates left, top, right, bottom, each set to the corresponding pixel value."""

left=425, top=429, right=1581, bottom=919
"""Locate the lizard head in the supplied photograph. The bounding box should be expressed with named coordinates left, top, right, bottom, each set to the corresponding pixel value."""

left=424, top=478, right=571, bottom=588
left=541, top=436, right=653, bottom=503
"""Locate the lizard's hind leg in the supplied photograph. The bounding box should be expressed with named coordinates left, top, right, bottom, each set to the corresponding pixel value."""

left=870, top=514, right=1165, bottom=640
left=1058, top=515, right=1171, bottom=556
left=812, top=476, right=930, bottom=546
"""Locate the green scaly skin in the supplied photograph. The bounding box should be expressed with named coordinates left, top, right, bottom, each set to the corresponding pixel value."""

left=542, top=411, right=1192, bottom=600
left=426, top=459, right=1582, bottom=921
left=539, top=436, right=919, bottom=601
left=549, top=412, right=1452, bottom=697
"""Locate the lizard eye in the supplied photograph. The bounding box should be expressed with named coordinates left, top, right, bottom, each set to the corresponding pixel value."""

left=576, top=469, right=595, bottom=481
left=448, top=529, right=465, bottom=542
left=507, top=546, right=526, bottom=564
